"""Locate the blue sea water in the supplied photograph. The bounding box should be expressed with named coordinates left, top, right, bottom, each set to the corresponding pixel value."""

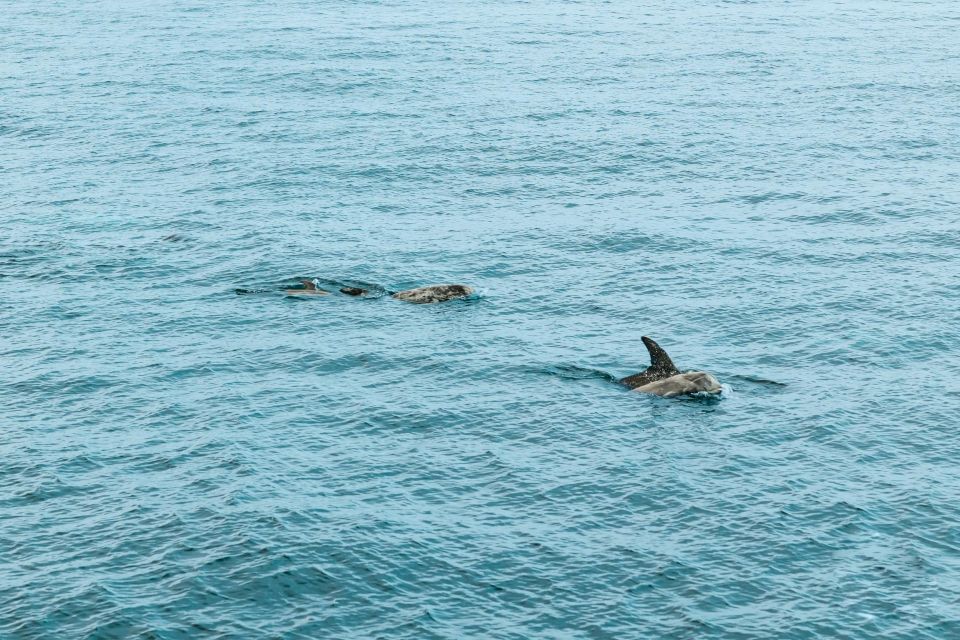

left=2, top=0, right=960, bottom=637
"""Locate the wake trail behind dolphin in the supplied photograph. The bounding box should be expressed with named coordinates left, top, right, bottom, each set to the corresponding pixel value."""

left=726, top=374, right=787, bottom=387
left=541, top=364, right=621, bottom=383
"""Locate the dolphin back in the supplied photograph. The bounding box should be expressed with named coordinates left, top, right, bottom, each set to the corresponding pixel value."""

left=391, top=284, right=474, bottom=304
left=619, top=336, right=681, bottom=389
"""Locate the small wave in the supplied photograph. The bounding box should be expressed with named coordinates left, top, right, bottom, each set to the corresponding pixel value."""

left=728, top=374, right=787, bottom=387
left=538, top=364, right=620, bottom=383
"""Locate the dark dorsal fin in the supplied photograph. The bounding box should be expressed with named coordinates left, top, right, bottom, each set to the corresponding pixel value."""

left=642, top=336, right=678, bottom=374
left=301, top=279, right=316, bottom=291
left=619, top=336, right=680, bottom=389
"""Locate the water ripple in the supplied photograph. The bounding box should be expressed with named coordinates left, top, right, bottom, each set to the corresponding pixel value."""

left=3, top=0, right=960, bottom=638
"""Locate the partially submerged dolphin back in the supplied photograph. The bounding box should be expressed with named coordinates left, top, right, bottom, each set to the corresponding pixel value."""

left=620, top=336, right=722, bottom=397
left=285, top=279, right=330, bottom=296
left=278, top=281, right=473, bottom=302
left=391, top=284, right=473, bottom=304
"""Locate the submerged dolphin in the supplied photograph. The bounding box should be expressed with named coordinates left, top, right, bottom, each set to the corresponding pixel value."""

left=338, top=283, right=473, bottom=304
left=620, top=336, right=722, bottom=397
left=284, top=279, right=330, bottom=296
left=391, top=284, right=473, bottom=304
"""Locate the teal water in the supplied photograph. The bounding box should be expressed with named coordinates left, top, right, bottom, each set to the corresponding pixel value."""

left=3, top=1, right=960, bottom=638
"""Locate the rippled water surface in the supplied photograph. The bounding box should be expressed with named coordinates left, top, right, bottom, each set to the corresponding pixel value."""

left=3, top=1, right=960, bottom=637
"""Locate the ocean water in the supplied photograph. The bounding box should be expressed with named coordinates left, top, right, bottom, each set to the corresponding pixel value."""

left=2, top=0, right=959, bottom=637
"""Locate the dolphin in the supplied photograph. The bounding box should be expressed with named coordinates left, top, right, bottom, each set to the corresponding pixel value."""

left=391, top=284, right=473, bottom=304
left=284, top=279, right=330, bottom=296
left=337, top=283, right=474, bottom=304
left=620, top=336, right=722, bottom=397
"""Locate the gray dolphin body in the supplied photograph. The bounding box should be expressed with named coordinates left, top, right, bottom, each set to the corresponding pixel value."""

left=391, top=284, right=473, bottom=304
left=620, top=336, right=722, bottom=397
left=339, top=283, right=473, bottom=303
left=285, top=279, right=330, bottom=296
